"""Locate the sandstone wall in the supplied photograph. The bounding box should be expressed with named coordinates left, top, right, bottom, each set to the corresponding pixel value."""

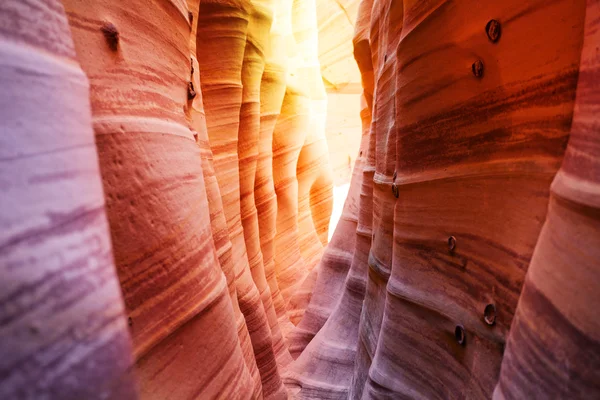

left=1, top=0, right=599, bottom=399
left=0, top=1, right=136, bottom=398
left=288, top=0, right=600, bottom=398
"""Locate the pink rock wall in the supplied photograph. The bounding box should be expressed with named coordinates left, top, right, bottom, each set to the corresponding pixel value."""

left=2, top=0, right=600, bottom=399
left=495, top=0, right=600, bottom=397
left=62, top=0, right=258, bottom=397
left=288, top=0, right=599, bottom=398
left=0, top=1, right=136, bottom=398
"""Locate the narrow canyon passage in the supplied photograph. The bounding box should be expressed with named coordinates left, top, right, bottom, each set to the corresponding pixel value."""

left=1, top=0, right=600, bottom=399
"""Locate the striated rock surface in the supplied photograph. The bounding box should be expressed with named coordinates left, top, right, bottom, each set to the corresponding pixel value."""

left=62, top=0, right=256, bottom=398
left=495, top=0, right=600, bottom=397
left=272, top=86, right=310, bottom=309
left=0, top=1, right=136, bottom=398
left=287, top=0, right=598, bottom=399
left=256, top=7, right=295, bottom=340
left=189, top=1, right=262, bottom=394
left=237, top=0, right=294, bottom=378
left=2, top=0, right=600, bottom=399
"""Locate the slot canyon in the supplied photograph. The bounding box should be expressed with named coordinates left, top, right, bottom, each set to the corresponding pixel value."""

left=1, top=0, right=600, bottom=398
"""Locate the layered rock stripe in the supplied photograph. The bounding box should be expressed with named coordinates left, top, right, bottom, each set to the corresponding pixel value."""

left=1, top=0, right=599, bottom=400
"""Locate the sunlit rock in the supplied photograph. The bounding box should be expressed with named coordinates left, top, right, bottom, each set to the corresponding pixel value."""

left=2, top=1, right=599, bottom=399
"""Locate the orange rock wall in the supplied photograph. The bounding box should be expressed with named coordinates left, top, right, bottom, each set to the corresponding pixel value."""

left=0, top=1, right=136, bottom=398
left=2, top=0, right=600, bottom=399
left=1, top=0, right=335, bottom=398
left=288, top=0, right=600, bottom=398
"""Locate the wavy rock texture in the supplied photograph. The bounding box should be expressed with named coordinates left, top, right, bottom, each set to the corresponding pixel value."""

left=289, top=0, right=334, bottom=327
left=196, top=0, right=288, bottom=396
left=0, top=1, right=136, bottom=398
left=287, top=0, right=598, bottom=399
left=189, top=1, right=262, bottom=395
left=3, top=0, right=600, bottom=399
left=272, top=86, right=311, bottom=313
left=240, top=0, right=293, bottom=373
left=270, top=1, right=310, bottom=322
left=62, top=0, right=256, bottom=398
left=495, top=0, right=600, bottom=397
left=365, top=0, right=588, bottom=398
left=257, top=13, right=295, bottom=341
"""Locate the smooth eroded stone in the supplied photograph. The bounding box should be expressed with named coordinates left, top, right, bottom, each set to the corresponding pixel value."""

left=63, top=0, right=255, bottom=397
left=495, top=0, right=600, bottom=397
left=196, top=0, right=287, bottom=396
left=0, top=0, right=136, bottom=398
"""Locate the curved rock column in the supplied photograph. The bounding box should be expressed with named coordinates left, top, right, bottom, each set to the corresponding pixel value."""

left=188, top=0, right=261, bottom=395
left=294, top=0, right=333, bottom=264
left=286, top=148, right=362, bottom=359
left=285, top=91, right=373, bottom=397
left=284, top=0, right=377, bottom=393
left=348, top=0, right=376, bottom=395
left=272, top=85, right=310, bottom=312
left=257, top=61, right=295, bottom=339
left=284, top=0, right=371, bottom=365
left=348, top=96, right=376, bottom=399
left=287, top=0, right=335, bottom=326
left=63, top=0, right=254, bottom=398
left=495, top=0, right=600, bottom=397
left=267, top=0, right=312, bottom=321
left=0, top=1, right=136, bottom=398
left=195, top=120, right=262, bottom=398
left=350, top=0, right=400, bottom=395
left=239, top=0, right=293, bottom=368
left=196, top=0, right=287, bottom=397
left=362, top=0, right=585, bottom=398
